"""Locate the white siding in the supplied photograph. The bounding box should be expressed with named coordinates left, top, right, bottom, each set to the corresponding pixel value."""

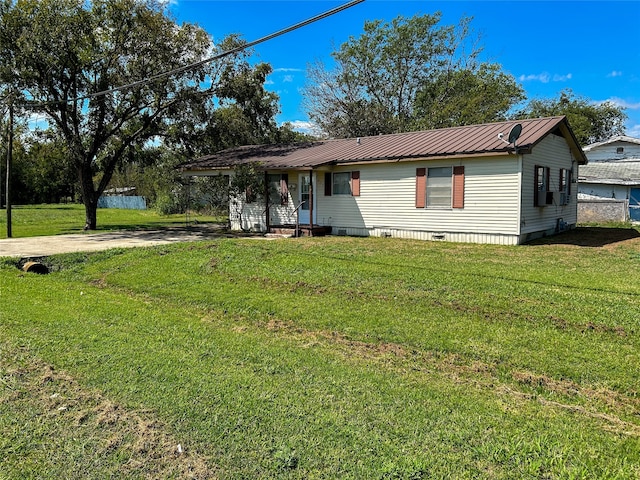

left=578, top=183, right=630, bottom=201
left=585, top=141, right=640, bottom=162
left=520, top=134, right=578, bottom=240
left=316, top=157, right=522, bottom=242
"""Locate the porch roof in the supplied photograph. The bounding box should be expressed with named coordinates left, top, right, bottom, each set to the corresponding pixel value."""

left=181, top=116, right=587, bottom=172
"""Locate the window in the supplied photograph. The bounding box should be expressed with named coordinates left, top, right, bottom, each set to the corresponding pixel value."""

left=559, top=168, right=571, bottom=205
left=324, top=171, right=360, bottom=196
left=427, top=167, right=452, bottom=207
left=534, top=165, right=551, bottom=207
left=415, top=166, right=464, bottom=208
left=333, top=172, right=351, bottom=195
left=617, top=147, right=624, bottom=154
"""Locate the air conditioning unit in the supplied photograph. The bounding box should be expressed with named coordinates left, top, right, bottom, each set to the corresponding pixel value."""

left=545, top=191, right=554, bottom=205
left=559, top=192, right=568, bottom=205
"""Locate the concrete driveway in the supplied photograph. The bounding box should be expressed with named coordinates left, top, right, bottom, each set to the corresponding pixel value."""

left=0, top=225, right=259, bottom=258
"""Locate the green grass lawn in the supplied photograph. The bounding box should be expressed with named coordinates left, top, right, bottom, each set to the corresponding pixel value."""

left=1, top=226, right=640, bottom=478
left=0, top=203, right=225, bottom=238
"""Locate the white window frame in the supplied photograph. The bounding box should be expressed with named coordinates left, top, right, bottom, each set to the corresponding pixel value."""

left=332, top=172, right=352, bottom=195
left=426, top=167, right=453, bottom=208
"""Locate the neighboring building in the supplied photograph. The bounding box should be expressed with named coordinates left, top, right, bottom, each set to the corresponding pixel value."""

left=181, top=116, right=587, bottom=245
left=578, top=136, right=640, bottom=222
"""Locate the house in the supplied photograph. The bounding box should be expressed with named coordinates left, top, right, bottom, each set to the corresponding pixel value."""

left=578, top=136, right=640, bottom=222
left=180, top=116, right=587, bottom=245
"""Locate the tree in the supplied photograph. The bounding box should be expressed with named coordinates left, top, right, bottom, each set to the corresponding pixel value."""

left=303, top=13, right=523, bottom=138
left=167, top=36, right=312, bottom=159
left=413, top=63, right=525, bottom=130
left=16, top=133, right=77, bottom=204
left=515, top=89, right=627, bottom=146
left=0, top=0, right=219, bottom=229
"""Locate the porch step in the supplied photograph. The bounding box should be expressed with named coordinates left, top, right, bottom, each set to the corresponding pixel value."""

left=264, top=232, right=293, bottom=239
left=269, top=227, right=297, bottom=236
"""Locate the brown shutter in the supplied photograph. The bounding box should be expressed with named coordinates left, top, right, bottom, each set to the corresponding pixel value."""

left=452, top=166, right=464, bottom=208
left=415, top=168, right=426, bottom=208
left=351, top=171, right=360, bottom=196
left=324, top=172, right=332, bottom=196
left=280, top=174, right=289, bottom=205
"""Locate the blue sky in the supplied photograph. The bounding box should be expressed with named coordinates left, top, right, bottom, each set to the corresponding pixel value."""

left=166, top=0, right=640, bottom=139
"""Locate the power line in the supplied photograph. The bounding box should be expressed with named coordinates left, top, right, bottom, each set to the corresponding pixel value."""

left=19, top=0, right=365, bottom=108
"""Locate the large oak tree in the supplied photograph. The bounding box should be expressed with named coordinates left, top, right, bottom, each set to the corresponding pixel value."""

left=0, top=0, right=229, bottom=229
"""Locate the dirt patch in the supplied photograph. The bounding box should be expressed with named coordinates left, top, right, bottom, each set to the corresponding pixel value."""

left=1, top=346, right=216, bottom=479
left=528, top=226, right=640, bottom=249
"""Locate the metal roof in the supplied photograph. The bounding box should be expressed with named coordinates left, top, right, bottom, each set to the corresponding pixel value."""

left=579, top=161, right=640, bottom=185
left=181, top=116, right=587, bottom=171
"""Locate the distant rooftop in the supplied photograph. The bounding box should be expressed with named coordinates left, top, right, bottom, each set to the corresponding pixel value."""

left=579, top=161, right=640, bottom=185
left=583, top=135, right=640, bottom=152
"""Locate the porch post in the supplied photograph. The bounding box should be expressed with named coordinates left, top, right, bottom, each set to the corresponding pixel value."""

left=309, top=168, right=314, bottom=228
left=264, top=171, right=270, bottom=233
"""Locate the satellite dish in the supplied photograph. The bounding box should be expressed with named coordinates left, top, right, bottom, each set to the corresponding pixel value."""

left=508, top=123, right=522, bottom=144
left=497, top=123, right=523, bottom=151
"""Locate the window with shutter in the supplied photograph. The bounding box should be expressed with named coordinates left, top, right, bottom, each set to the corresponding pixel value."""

left=326, top=171, right=361, bottom=196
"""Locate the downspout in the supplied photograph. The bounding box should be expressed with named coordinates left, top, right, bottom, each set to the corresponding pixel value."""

left=264, top=171, right=270, bottom=233
left=516, top=152, right=523, bottom=243
left=309, top=168, right=314, bottom=228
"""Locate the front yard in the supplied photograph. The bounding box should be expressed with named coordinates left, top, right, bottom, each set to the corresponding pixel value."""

left=1, top=227, right=639, bottom=478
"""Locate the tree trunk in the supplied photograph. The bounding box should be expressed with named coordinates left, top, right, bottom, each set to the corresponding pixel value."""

left=84, top=199, right=98, bottom=231
left=79, top=163, right=98, bottom=230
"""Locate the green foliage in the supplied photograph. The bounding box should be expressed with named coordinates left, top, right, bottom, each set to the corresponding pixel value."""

left=515, top=89, right=627, bottom=146
left=1, top=233, right=639, bottom=477
left=9, top=133, right=78, bottom=204
left=304, top=13, right=523, bottom=138
left=414, top=63, right=525, bottom=130
left=0, top=0, right=220, bottom=229
left=229, top=162, right=265, bottom=202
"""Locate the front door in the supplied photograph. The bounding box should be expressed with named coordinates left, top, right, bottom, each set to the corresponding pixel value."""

left=630, top=188, right=640, bottom=221
left=298, top=173, right=311, bottom=224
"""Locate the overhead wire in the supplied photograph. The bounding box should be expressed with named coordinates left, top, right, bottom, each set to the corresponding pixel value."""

left=15, top=0, right=365, bottom=108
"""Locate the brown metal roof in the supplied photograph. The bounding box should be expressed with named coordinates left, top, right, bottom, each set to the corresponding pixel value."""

left=181, top=116, right=587, bottom=171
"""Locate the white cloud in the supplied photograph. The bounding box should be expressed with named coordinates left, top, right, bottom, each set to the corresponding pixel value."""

left=518, top=72, right=572, bottom=83
left=265, top=79, right=275, bottom=85
left=273, top=68, right=303, bottom=73
left=608, top=71, right=623, bottom=78
left=283, top=75, right=294, bottom=83
left=519, top=73, right=550, bottom=83
left=627, top=124, right=640, bottom=138
left=553, top=73, right=572, bottom=82
left=282, top=120, right=321, bottom=135
left=602, top=97, right=640, bottom=110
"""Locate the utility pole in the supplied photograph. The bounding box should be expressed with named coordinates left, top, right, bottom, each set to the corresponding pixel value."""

left=5, top=95, right=13, bottom=238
